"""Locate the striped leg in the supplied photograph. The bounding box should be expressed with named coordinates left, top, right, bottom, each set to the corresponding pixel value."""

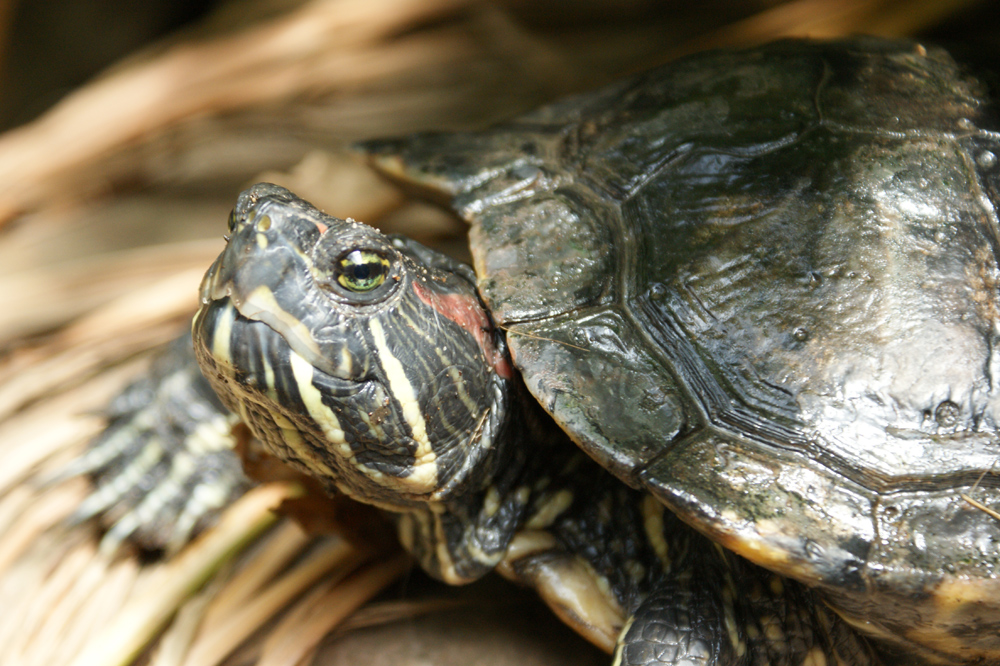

left=61, top=333, right=251, bottom=554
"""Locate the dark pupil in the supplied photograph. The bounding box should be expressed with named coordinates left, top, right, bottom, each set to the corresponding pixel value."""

left=338, top=250, right=388, bottom=292
left=350, top=263, right=373, bottom=280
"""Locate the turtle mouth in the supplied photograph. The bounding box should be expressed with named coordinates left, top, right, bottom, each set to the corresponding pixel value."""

left=198, top=251, right=330, bottom=377
left=194, top=297, right=274, bottom=386
left=195, top=194, right=333, bottom=377
left=192, top=297, right=291, bottom=458
left=192, top=296, right=372, bottom=487
left=195, top=298, right=317, bottom=409
left=193, top=294, right=364, bottom=395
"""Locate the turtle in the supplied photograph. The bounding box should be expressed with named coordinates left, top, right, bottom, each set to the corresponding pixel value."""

left=73, top=37, right=1000, bottom=665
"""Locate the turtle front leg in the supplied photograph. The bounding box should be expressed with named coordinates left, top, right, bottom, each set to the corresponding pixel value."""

left=495, top=453, right=882, bottom=666
left=494, top=482, right=739, bottom=663
left=613, top=578, right=734, bottom=666
left=492, top=493, right=743, bottom=662
left=614, top=567, right=883, bottom=666
left=497, top=529, right=628, bottom=652
left=495, top=527, right=750, bottom=665
left=611, top=528, right=883, bottom=666
left=58, top=333, right=251, bottom=554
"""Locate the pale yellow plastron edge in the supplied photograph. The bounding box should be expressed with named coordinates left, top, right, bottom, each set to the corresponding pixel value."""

left=497, top=529, right=624, bottom=654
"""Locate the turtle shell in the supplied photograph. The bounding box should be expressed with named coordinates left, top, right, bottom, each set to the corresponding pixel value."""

left=369, top=38, right=1000, bottom=661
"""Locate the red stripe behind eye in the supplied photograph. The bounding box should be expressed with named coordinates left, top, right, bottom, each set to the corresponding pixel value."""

left=412, top=281, right=514, bottom=380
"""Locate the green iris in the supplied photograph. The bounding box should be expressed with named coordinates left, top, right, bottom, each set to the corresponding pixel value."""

left=336, top=249, right=391, bottom=292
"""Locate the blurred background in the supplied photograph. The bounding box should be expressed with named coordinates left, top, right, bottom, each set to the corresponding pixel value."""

left=0, top=2, right=997, bottom=665
left=0, top=0, right=997, bottom=340
left=2, top=0, right=999, bottom=133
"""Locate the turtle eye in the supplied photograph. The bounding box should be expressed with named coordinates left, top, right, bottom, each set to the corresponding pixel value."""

left=336, top=249, right=391, bottom=292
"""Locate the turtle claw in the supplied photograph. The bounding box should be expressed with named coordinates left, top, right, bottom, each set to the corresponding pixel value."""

left=66, top=333, right=251, bottom=554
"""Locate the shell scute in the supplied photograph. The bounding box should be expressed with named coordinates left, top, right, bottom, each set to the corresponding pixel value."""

left=432, top=38, right=1000, bottom=661
left=369, top=38, right=1000, bottom=661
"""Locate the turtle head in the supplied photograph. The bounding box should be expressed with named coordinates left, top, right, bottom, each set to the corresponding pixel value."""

left=193, top=183, right=515, bottom=511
